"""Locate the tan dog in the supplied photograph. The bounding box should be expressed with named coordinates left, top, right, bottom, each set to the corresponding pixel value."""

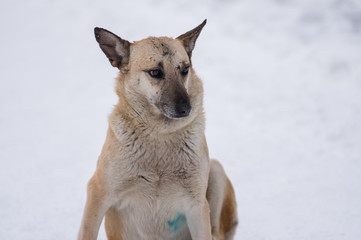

left=78, top=20, right=238, bottom=240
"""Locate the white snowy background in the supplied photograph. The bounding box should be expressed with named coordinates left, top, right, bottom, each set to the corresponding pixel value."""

left=1, top=0, right=361, bottom=239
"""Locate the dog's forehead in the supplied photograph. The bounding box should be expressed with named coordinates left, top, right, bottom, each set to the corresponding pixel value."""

left=130, top=37, right=188, bottom=68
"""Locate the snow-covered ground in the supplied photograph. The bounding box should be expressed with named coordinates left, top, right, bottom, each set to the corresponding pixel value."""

left=1, top=0, right=361, bottom=239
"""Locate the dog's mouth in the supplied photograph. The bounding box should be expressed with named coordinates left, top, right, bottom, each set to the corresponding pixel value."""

left=158, top=101, right=192, bottom=119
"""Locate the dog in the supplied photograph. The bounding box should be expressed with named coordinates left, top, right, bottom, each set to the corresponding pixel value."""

left=78, top=20, right=238, bottom=240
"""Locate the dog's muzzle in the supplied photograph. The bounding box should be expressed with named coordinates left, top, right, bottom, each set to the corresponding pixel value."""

left=174, top=98, right=192, bottom=118
left=159, top=96, right=192, bottom=119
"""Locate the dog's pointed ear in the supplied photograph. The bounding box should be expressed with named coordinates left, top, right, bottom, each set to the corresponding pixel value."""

left=94, top=27, right=131, bottom=69
left=176, top=19, right=207, bottom=59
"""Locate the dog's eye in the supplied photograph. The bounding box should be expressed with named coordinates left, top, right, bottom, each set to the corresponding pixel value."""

left=148, top=69, right=164, bottom=79
left=181, top=66, right=189, bottom=76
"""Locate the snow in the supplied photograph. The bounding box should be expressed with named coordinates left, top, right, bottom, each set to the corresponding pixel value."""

left=1, top=0, right=361, bottom=239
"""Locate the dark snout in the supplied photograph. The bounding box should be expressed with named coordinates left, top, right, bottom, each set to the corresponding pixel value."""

left=159, top=90, right=192, bottom=119
left=174, top=97, right=192, bottom=118
left=157, top=79, right=192, bottom=119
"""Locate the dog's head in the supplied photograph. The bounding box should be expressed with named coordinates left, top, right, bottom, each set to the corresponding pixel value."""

left=94, top=20, right=206, bottom=119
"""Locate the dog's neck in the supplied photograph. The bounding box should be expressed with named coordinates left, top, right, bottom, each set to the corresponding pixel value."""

left=110, top=101, right=202, bottom=144
left=111, top=98, right=203, bottom=136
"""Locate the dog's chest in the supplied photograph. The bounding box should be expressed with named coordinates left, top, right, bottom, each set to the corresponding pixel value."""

left=111, top=131, right=202, bottom=238
left=105, top=112, right=208, bottom=238
left=120, top=129, right=200, bottom=177
left=113, top=128, right=204, bottom=200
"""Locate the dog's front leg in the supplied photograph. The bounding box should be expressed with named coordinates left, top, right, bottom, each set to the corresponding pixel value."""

left=186, top=198, right=212, bottom=240
left=78, top=177, right=111, bottom=240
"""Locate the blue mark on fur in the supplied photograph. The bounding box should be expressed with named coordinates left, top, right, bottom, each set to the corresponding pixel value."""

left=167, top=214, right=186, bottom=234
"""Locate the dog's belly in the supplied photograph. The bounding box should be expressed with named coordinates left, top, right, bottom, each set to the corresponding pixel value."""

left=111, top=176, right=193, bottom=240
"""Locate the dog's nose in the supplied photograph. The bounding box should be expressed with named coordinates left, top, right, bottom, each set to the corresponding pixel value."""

left=175, top=98, right=192, bottom=118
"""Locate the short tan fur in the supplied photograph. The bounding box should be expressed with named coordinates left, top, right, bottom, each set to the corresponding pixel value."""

left=78, top=20, right=237, bottom=240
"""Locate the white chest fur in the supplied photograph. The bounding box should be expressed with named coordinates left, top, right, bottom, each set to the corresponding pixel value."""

left=98, top=111, right=209, bottom=239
